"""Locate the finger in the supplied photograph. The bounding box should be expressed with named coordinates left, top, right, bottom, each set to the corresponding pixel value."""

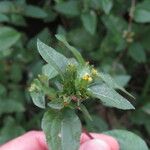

left=0, top=131, right=48, bottom=150
left=80, top=133, right=119, bottom=150
left=80, top=139, right=111, bottom=150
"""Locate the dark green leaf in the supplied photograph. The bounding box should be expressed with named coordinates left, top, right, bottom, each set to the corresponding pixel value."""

left=85, top=115, right=108, bottom=132
left=24, top=5, right=47, bottom=18
left=104, top=130, right=149, bottom=150
left=0, top=99, right=25, bottom=115
left=128, top=43, right=146, bottom=63
left=0, top=117, right=25, bottom=144
left=80, top=104, right=92, bottom=120
left=55, top=1, right=80, bottom=17
left=88, top=84, right=134, bottom=110
left=142, top=103, right=150, bottom=115
left=81, top=11, right=97, bottom=35
left=0, top=27, right=21, bottom=51
left=134, top=0, right=150, bottom=23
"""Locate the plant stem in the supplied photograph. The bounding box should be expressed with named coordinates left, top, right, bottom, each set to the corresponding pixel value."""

left=128, top=0, right=136, bottom=31
left=82, top=128, right=94, bottom=139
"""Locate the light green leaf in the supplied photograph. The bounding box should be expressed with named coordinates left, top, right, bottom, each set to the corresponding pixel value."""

left=0, top=13, right=9, bottom=22
left=37, top=39, right=69, bottom=79
left=55, top=34, right=85, bottom=65
left=42, top=110, right=62, bottom=150
left=104, top=130, right=149, bottom=150
left=24, top=5, right=47, bottom=18
left=48, top=99, right=64, bottom=110
left=134, top=0, right=150, bottom=23
left=114, top=75, right=131, bottom=87
left=30, top=91, right=45, bottom=109
left=128, top=43, right=146, bottom=63
left=81, top=11, right=97, bottom=35
left=61, top=108, right=81, bottom=150
left=42, top=109, right=81, bottom=150
left=42, top=64, right=58, bottom=80
left=100, top=0, right=113, bottom=14
left=99, top=73, right=134, bottom=98
left=0, top=1, right=13, bottom=13
left=0, top=27, right=21, bottom=51
left=88, top=84, right=134, bottom=110
left=54, top=1, right=80, bottom=17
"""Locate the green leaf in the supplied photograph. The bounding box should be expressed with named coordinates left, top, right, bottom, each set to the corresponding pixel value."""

left=42, top=110, right=62, bottom=150
left=81, top=11, right=97, bottom=35
left=55, top=34, right=85, bottom=65
left=42, top=64, right=58, bottom=80
left=104, top=130, right=149, bottom=150
left=10, top=14, right=26, bottom=26
left=0, top=27, right=21, bottom=51
left=37, top=39, right=69, bottom=79
left=85, top=115, right=108, bottom=132
left=48, top=99, right=64, bottom=110
left=54, top=1, right=80, bottom=17
left=0, top=1, right=13, bottom=13
left=61, top=108, right=81, bottom=150
left=24, top=5, right=47, bottom=18
left=80, top=104, right=92, bottom=120
left=142, top=103, right=150, bottom=115
left=99, top=73, right=134, bottom=98
left=30, top=91, right=45, bottom=109
left=88, top=84, right=134, bottom=110
left=100, top=0, right=113, bottom=14
left=102, top=15, right=127, bottom=51
left=113, top=75, right=131, bottom=87
left=128, top=43, right=146, bottom=63
left=42, top=109, right=81, bottom=150
left=134, top=0, right=150, bottom=23
left=0, top=117, right=25, bottom=144
left=0, top=99, right=25, bottom=115
left=0, top=13, right=9, bottom=22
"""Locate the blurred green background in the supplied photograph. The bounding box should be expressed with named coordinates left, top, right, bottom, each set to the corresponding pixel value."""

left=0, top=0, right=149, bottom=147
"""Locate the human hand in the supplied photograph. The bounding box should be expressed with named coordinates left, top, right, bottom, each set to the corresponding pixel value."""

left=0, top=131, right=119, bottom=150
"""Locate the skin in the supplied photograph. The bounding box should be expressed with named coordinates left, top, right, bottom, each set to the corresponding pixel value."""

left=0, top=131, right=119, bottom=150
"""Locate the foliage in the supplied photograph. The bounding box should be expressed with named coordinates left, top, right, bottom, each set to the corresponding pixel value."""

left=0, top=0, right=150, bottom=149
left=29, top=38, right=135, bottom=150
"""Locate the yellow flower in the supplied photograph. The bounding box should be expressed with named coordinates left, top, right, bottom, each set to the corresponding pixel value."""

left=29, top=83, right=37, bottom=92
left=91, top=68, right=98, bottom=76
left=82, top=73, right=93, bottom=82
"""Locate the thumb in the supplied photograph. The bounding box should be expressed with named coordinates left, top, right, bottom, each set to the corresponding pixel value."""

left=79, top=139, right=111, bottom=150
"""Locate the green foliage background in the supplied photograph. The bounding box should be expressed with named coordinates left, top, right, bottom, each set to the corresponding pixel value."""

left=0, top=0, right=149, bottom=147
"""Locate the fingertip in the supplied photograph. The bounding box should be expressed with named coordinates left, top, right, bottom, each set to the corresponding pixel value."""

left=80, top=139, right=111, bottom=150
left=81, top=133, right=119, bottom=150
left=25, top=131, right=48, bottom=150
